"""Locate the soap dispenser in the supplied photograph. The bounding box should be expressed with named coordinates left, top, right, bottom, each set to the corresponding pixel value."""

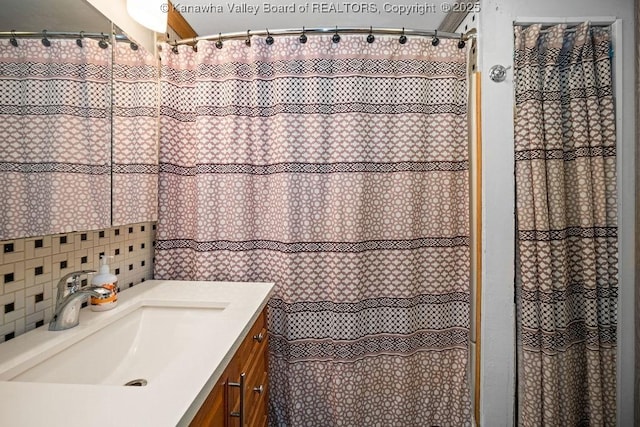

left=90, top=255, right=118, bottom=311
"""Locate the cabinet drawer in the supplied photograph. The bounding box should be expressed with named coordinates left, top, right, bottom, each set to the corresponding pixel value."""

left=245, top=360, right=267, bottom=423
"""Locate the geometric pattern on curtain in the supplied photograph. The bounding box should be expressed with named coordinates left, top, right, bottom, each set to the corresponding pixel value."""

left=112, top=40, right=159, bottom=226
left=0, top=38, right=111, bottom=239
left=514, top=22, right=618, bottom=426
left=156, top=35, right=471, bottom=426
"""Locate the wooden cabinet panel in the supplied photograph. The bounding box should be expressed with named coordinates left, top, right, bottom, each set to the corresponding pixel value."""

left=191, top=308, right=268, bottom=427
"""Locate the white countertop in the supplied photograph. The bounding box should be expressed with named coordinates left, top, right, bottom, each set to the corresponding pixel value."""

left=0, top=280, right=274, bottom=427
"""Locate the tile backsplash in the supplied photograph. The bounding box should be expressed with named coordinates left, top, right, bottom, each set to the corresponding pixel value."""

left=0, top=222, right=156, bottom=342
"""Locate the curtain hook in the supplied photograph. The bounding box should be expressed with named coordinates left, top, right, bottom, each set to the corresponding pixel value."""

left=98, top=32, right=108, bottom=49
left=332, top=26, right=341, bottom=43
left=76, top=31, right=84, bottom=48
left=215, top=33, right=223, bottom=49
left=431, top=29, right=440, bottom=47
left=367, top=26, right=375, bottom=43
left=265, top=29, right=274, bottom=45
left=41, top=30, right=51, bottom=47
left=192, top=42, right=198, bottom=52
left=399, top=27, right=407, bottom=44
left=457, top=33, right=466, bottom=49
left=299, top=27, right=307, bottom=44
left=245, top=30, right=251, bottom=46
left=10, top=30, right=18, bottom=47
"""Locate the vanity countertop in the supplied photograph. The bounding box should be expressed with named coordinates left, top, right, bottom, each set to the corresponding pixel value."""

left=0, top=279, right=274, bottom=427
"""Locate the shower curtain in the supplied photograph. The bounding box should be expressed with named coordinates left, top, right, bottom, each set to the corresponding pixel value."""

left=0, top=38, right=111, bottom=239
left=156, top=34, right=471, bottom=426
left=112, top=40, right=159, bottom=226
left=514, top=23, right=618, bottom=426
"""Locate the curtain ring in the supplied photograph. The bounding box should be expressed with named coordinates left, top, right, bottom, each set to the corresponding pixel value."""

left=265, top=29, right=274, bottom=45
left=10, top=30, right=18, bottom=47
left=172, top=40, right=179, bottom=54
left=41, top=30, right=51, bottom=47
left=431, top=30, right=440, bottom=47
left=98, top=32, right=108, bottom=49
left=399, top=27, right=407, bottom=44
left=245, top=30, right=251, bottom=46
left=130, top=41, right=139, bottom=51
left=332, top=26, right=340, bottom=43
left=457, top=33, right=466, bottom=49
left=215, top=33, right=223, bottom=49
left=76, top=31, right=84, bottom=48
left=299, top=27, right=307, bottom=44
left=366, top=26, right=375, bottom=43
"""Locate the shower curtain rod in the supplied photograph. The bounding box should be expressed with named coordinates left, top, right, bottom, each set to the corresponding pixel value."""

left=0, top=31, right=132, bottom=42
left=170, top=26, right=472, bottom=46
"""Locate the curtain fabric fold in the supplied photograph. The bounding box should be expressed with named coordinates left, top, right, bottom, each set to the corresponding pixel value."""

left=0, top=38, right=111, bottom=239
left=156, top=35, right=471, bottom=426
left=514, top=23, right=618, bottom=426
left=112, top=41, right=159, bottom=226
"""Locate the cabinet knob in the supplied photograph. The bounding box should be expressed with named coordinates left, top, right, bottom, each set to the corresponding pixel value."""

left=253, top=385, right=264, bottom=394
left=253, top=332, right=264, bottom=343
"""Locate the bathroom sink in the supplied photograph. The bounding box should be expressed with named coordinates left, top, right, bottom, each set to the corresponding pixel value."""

left=8, top=302, right=227, bottom=386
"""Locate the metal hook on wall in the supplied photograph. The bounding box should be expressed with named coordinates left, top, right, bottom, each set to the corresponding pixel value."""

left=489, top=64, right=511, bottom=82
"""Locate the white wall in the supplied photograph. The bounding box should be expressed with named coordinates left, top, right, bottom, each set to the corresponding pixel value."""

left=477, top=0, right=635, bottom=426
left=179, top=0, right=446, bottom=36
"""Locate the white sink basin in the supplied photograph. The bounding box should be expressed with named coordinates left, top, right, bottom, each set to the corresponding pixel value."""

left=8, top=302, right=227, bottom=386
left=0, top=280, right=274, bottom=427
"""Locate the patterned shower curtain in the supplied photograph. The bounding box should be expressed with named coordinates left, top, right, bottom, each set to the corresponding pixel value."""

left=112, top=40, right=158, bottom=226
left=0, top=38, right=111, bottom=239
left=156, top=34, right=471, bottom=426
left=514, top=23, right=618, bottom=426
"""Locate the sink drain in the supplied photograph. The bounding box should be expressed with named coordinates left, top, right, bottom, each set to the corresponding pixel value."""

left=124, top=378, right=148, bottom=387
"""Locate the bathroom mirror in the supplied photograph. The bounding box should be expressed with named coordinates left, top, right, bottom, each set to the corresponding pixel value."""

left=0, top=0, right=158, bottom=240
left=0, top=0, right=112, bottom=34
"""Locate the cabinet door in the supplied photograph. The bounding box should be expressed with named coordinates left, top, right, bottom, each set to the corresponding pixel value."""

left=191, top=309, right=268, bottom=427
left=189, top=375, right=227, bottom=427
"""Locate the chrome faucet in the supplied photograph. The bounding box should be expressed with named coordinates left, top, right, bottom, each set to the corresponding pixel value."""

left=49, top=270, right=102, bottom=331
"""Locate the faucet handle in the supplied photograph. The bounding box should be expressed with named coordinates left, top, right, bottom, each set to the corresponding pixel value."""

left=56, top=270, right=96, bottom=297
left=59, top=270, right=96, bottom=284
left=70, top=270, right=95, bottom=292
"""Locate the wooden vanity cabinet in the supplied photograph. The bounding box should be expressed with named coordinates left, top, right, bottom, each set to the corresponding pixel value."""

left=190, top=308, right=268, bottom=427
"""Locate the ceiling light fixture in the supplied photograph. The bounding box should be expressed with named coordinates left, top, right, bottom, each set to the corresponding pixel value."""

left=127, top=0, right=168, bottom=33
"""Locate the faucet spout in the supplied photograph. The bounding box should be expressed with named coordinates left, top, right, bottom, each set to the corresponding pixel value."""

left=49, top=270, right=98, bottom=331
